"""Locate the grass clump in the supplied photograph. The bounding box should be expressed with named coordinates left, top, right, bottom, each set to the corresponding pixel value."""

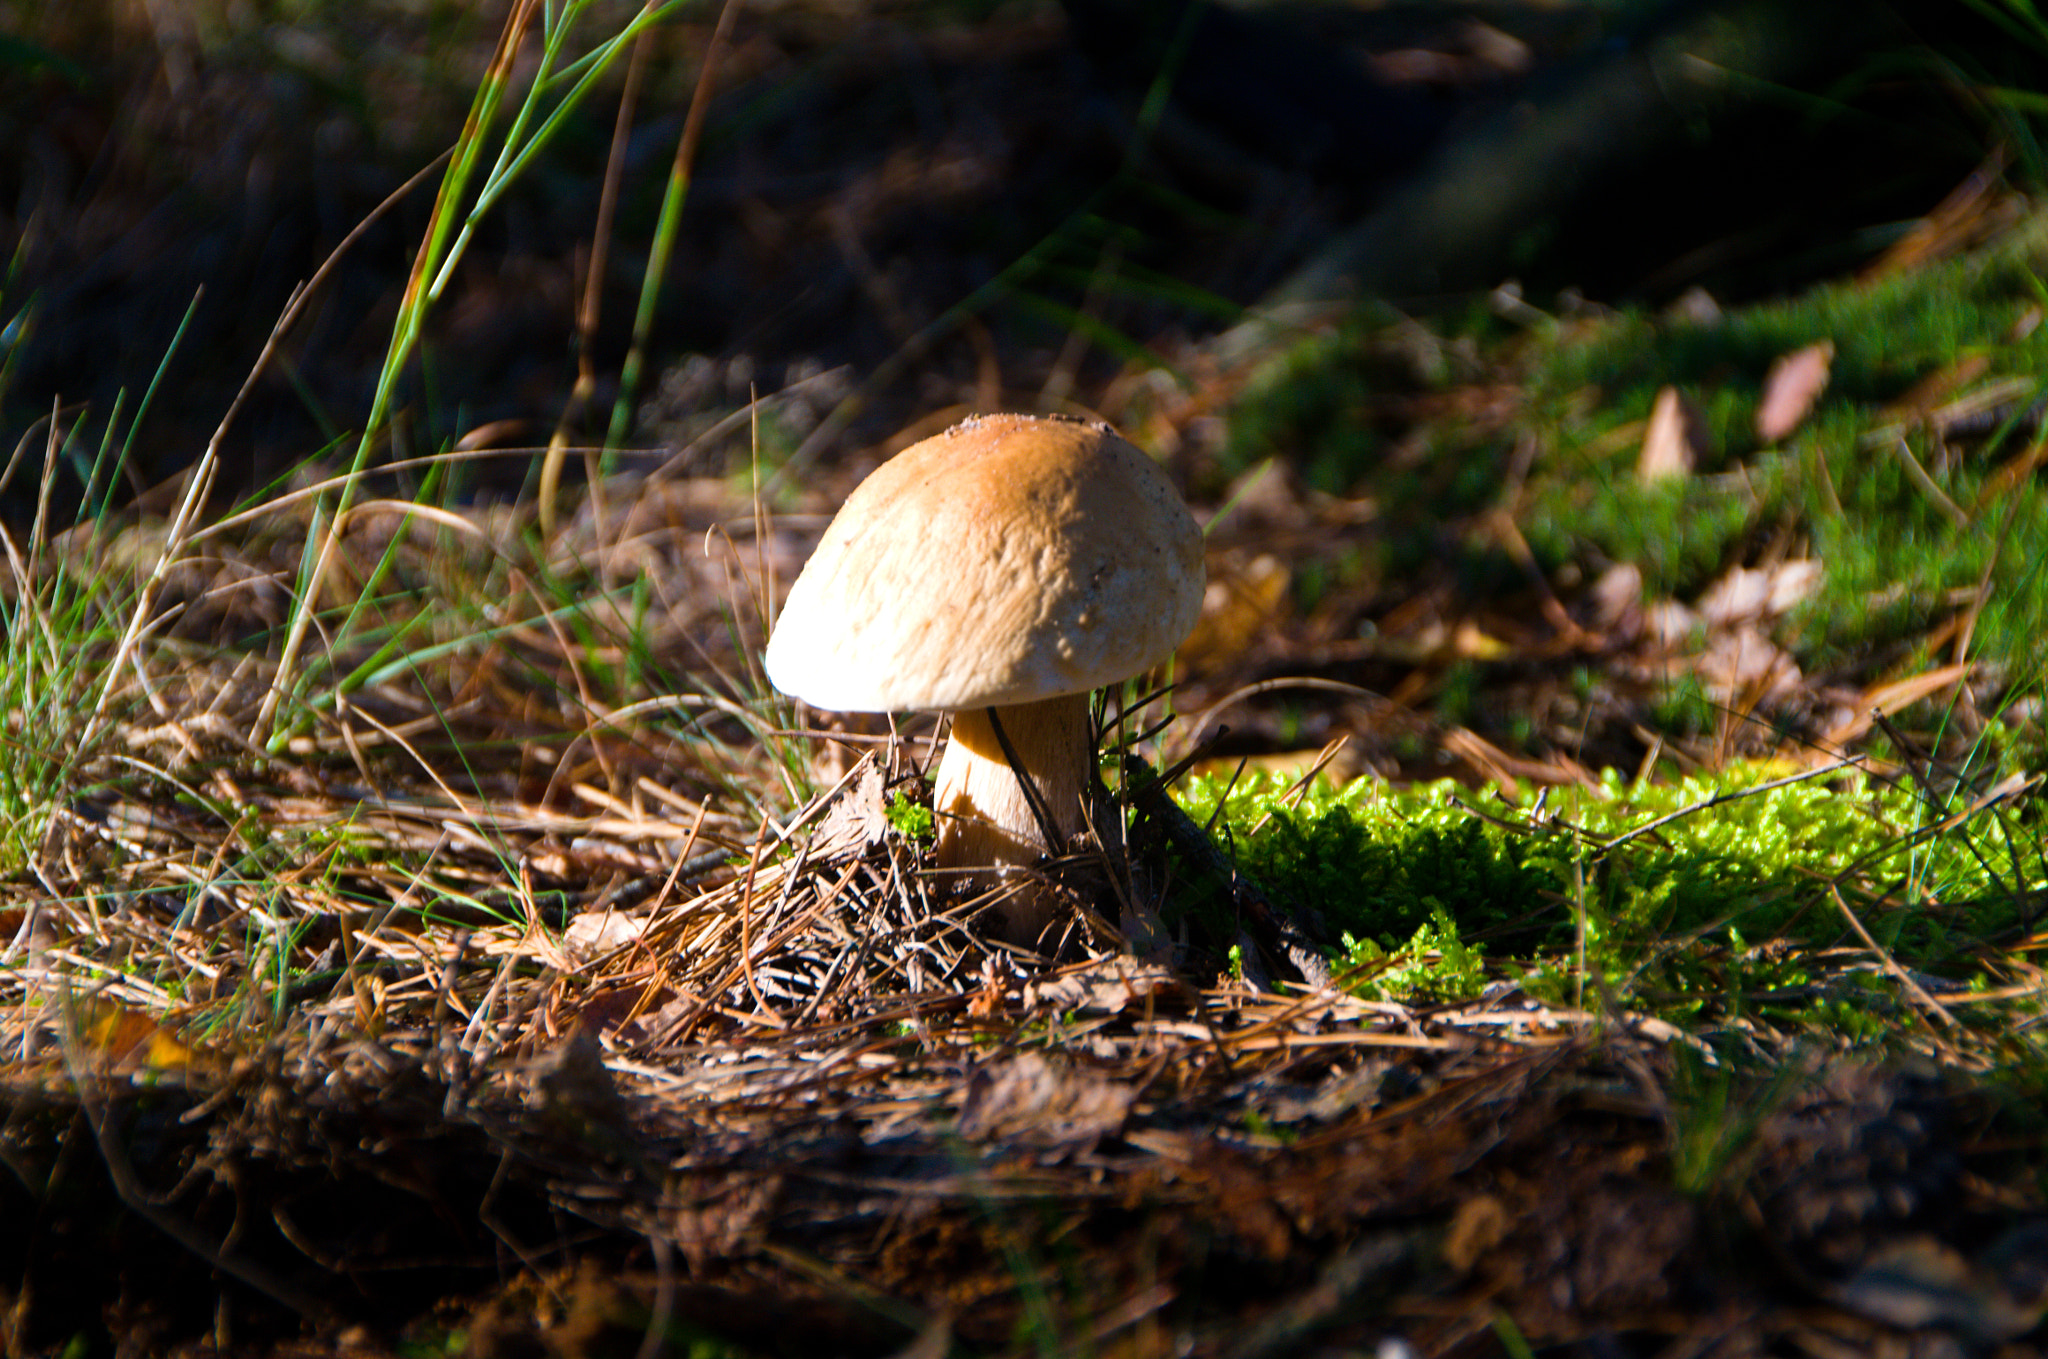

left=0, top=523, right=131, bottom=878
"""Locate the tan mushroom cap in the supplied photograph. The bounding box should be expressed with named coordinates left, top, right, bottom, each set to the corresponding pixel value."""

left=765, top=413, right=1204, bottom=713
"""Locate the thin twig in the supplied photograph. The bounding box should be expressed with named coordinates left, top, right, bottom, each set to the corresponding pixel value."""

left=1598, top=757, right=1864, bottom=857
left=1826, top=884, right=1960, bottom=1040
left=984, top=706, right=1067, bottom=855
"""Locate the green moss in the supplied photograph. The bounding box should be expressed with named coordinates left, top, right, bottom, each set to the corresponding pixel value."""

left=1177, top=762, right=2048, bottom=1043
left=1530, top=238, right=2048, bottom=668
left=1341, top=906, right=1487, bottom=1003
left=886, top=790, right=935, bottom=843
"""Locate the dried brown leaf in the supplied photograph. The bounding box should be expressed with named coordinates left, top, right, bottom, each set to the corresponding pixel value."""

left=810, top=757, right=890, bottom=857
left=1692, top=625, right=1802, bottom=704
left=1756, top=340, right=1833, bottom=443
left=1637, top=385, right=1710, bottom=483
left=1695, top=560, right=1822, bottom=627
left=955, top=1052, right=1136, bottom=1149
left=1025, top=956, right=1186, bottom=1016
left=564, top=909, right=651, bottom=964
left=79, top=999, right=201, bottom=1075
left=1587, top=562, right=1643, bottom=635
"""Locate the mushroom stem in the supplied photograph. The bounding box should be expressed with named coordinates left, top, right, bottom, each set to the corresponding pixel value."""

left=932, top=693, right=1094, bottom=877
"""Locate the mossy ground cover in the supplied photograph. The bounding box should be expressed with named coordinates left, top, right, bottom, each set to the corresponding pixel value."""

left=1520, top=235, right=2048, bottom=668
left=1180, top=762, right=2046, bottom=1053
left=1204, top=215, right=2048, bottom=786
left=1306, top=276, right=2027, bottom=612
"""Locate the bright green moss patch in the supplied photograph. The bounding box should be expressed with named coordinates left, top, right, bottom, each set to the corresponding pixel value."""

left=886, top=790, right=935, bottom=842
left=1177, top=762, right=2048, bottom=1045
left=1341, top=905, right=1488, bottom=1004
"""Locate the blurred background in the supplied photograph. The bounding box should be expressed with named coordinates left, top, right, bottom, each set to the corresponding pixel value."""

left=1, top=0, right=2029, bottom=507
left=5, top=0, right=2045, bottom=782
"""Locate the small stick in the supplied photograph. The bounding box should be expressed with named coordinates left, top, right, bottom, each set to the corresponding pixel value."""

left=1125, top=756, right=1332, bottom=990
left=1827, top=884, right=1960, bottom=1043
left=1598, top=757, right=1863, bottom=857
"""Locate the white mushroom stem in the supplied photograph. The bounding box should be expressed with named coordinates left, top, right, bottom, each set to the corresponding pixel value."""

left=932, top=693, right=1094, bottom=875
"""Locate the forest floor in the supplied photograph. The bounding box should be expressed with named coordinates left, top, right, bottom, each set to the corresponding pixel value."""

left=2, top=2, right=2047, bottom=1356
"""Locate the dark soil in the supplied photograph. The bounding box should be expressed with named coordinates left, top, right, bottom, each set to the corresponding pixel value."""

left=7, top=1021, right=2041, bottom=1358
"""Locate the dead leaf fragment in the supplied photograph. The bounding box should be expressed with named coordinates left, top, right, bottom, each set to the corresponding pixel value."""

left=956, top=1052, right=1136, bottom=1149
left=810, top=757, right=889, bottom=857
left=1756, top=341, right=1833, bottom=443
left=1587, top=562, right=1643, bottom=635
left=1180, top=550, right=1289, bottom=672
left=79, top=999, right=199, bottom=1075
left=1637, top=386, right=1710, bottom=483
left=564, top=909, right=650, bottom=964
left=1642, top=599, right=1701, bottom=650
left=1695, top=560, right=1822, bottom=627
left=1692, top=625, right=1802, bottom=704
left=1026, top=956, right=1185, bottom=1016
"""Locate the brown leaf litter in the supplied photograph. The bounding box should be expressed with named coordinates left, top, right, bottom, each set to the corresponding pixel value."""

left=6, top=1000, right=2041, bottom=1357
left=6, top=727, right=2047, bottom=1356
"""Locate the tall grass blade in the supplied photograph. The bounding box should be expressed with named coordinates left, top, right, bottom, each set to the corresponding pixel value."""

left=262, top=1, right=542, bottom=747
left=102, top=288, right=204, bottom=519
left=540, top=21, right=654, bottom=537
left=604, top=0, right=741, bottom=467
left=262, top=0, right=690, bottom=747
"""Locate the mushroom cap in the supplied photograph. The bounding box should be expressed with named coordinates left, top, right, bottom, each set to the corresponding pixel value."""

left=765, top=413, right=1205, bottom=713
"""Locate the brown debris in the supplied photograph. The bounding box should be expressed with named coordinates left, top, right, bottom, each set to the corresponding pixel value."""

left=3, top=750, right=2042, bottom=1357
left=1639, top=385, right=1712, bottom=482
left=1756, top=341, right=1835, bottom=444
left=955, top=1052, right=1137, bottom=1150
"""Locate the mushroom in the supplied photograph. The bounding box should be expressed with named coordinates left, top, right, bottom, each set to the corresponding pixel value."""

left=764, top=413, right=1205, bottom=940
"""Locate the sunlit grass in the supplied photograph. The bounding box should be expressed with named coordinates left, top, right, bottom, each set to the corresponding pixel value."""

left=262, top=0, right=696, bottom=751
left=0, top=553, right=115, bottom=878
